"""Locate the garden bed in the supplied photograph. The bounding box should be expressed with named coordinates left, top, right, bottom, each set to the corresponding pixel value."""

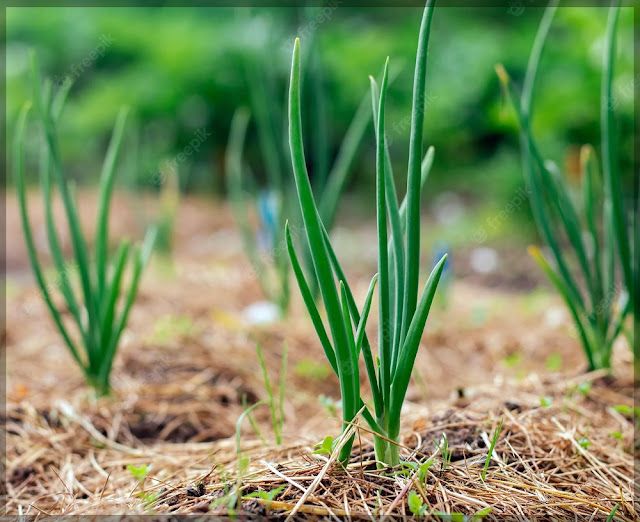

left=4, top=196, right=635, bottom=517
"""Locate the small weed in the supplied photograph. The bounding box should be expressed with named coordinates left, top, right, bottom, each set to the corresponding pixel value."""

left=578, top=437, right=591, bottom=449
left=545, top=353, right=562, bottom=372
left=256, top=344, right=287, bottom=445
left=577, top=382, right=592, bottom=396
left=127, top=464, right=150, bottom=482
left=408, top=490, right=428, bottom=516
left=313, top=435, right=336, bottom=456
left=540, top=396, right=553, bottom=408
left=436, top=433, right=451, bottom=471
left=481, top=419, right=503, bottom=481
left=245, top=485, right=285, bottom=503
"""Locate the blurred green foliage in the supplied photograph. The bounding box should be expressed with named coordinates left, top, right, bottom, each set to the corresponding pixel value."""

left=6, top=5, right=633, bottom=235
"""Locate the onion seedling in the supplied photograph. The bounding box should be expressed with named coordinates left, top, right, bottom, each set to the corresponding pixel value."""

left=497, top=1, right=634, bottom=370
left=13, top=56, right=156, bottom=396
left=152, top=160, right=181, bottom=257
left=286, top=0, right=446, bottom=466
left=225, top=21, right=371, bottom=316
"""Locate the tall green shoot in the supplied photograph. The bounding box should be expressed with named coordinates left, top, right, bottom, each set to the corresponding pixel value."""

left=497, top=1, right=632, bottom=370
left=13, top=56, right=156, bottom=395
left=286, top=0, right=446, bottom=466
left=225, top=15, right=372, bottom=315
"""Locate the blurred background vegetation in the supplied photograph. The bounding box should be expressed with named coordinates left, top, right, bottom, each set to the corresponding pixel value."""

left=6, top=5, right=634, bottom=246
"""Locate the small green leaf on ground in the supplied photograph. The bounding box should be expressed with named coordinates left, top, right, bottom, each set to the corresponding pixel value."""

left=540, top=396, right=553, bottom=408
left=127, top=463, right=150, bottom=482
left=606, top=503, right=619, bottom=521
left=408, top=490, right=427, bottom=516
left=473, top=506, right=493, bottom=519
left=245, top=485, right=285, bottom=502
left=578, top=437, right=591, bottom=449
left=577, top=381, right=591, bottom=396
left=503, top=352, right=522, bottom=368
left=545, top=353, right=562, bottom=372
left=612, top=404, right=639, bottom=418
left=313, top=435, right=336, bottom=456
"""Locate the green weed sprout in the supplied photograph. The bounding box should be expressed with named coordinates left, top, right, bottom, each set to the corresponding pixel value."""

left=225, top=26, right=371, bottom=316
left=256, top=344, right=287, bottom=445
left=497, top=1, right=634, bottom=370
left=13, top=57, right=156, bottom=396
left=153, top=160, right=181, bottom=256
left=286, top=0, right=446, bottom=466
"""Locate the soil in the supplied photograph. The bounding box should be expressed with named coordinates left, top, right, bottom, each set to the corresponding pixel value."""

left=3, top=191, right=636, bottom=518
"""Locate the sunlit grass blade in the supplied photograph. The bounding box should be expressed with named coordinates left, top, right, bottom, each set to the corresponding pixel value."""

left=256, top=344, right=286, bottom=445
left=481, top=419, right=503, bottom=481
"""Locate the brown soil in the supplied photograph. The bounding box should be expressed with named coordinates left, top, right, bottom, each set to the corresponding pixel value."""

left=3, top=191, right=635, bottom=517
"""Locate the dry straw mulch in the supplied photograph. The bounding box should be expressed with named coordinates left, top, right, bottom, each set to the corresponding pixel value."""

left=4, top=370, right=635, bottom=519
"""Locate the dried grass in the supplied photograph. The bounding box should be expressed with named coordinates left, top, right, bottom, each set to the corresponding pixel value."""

left=4, top=370, right=635, bottom=519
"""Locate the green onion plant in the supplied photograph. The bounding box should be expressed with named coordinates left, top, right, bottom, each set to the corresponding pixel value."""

left=225, top=22, right=372, bottom=316
left=13, top=56, right=157, bottom=396
left=153, top=160, right=181, bottom=256
left=286, top=0, right=446, bottom=466
left=497, top=1, right=635, bottom=370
